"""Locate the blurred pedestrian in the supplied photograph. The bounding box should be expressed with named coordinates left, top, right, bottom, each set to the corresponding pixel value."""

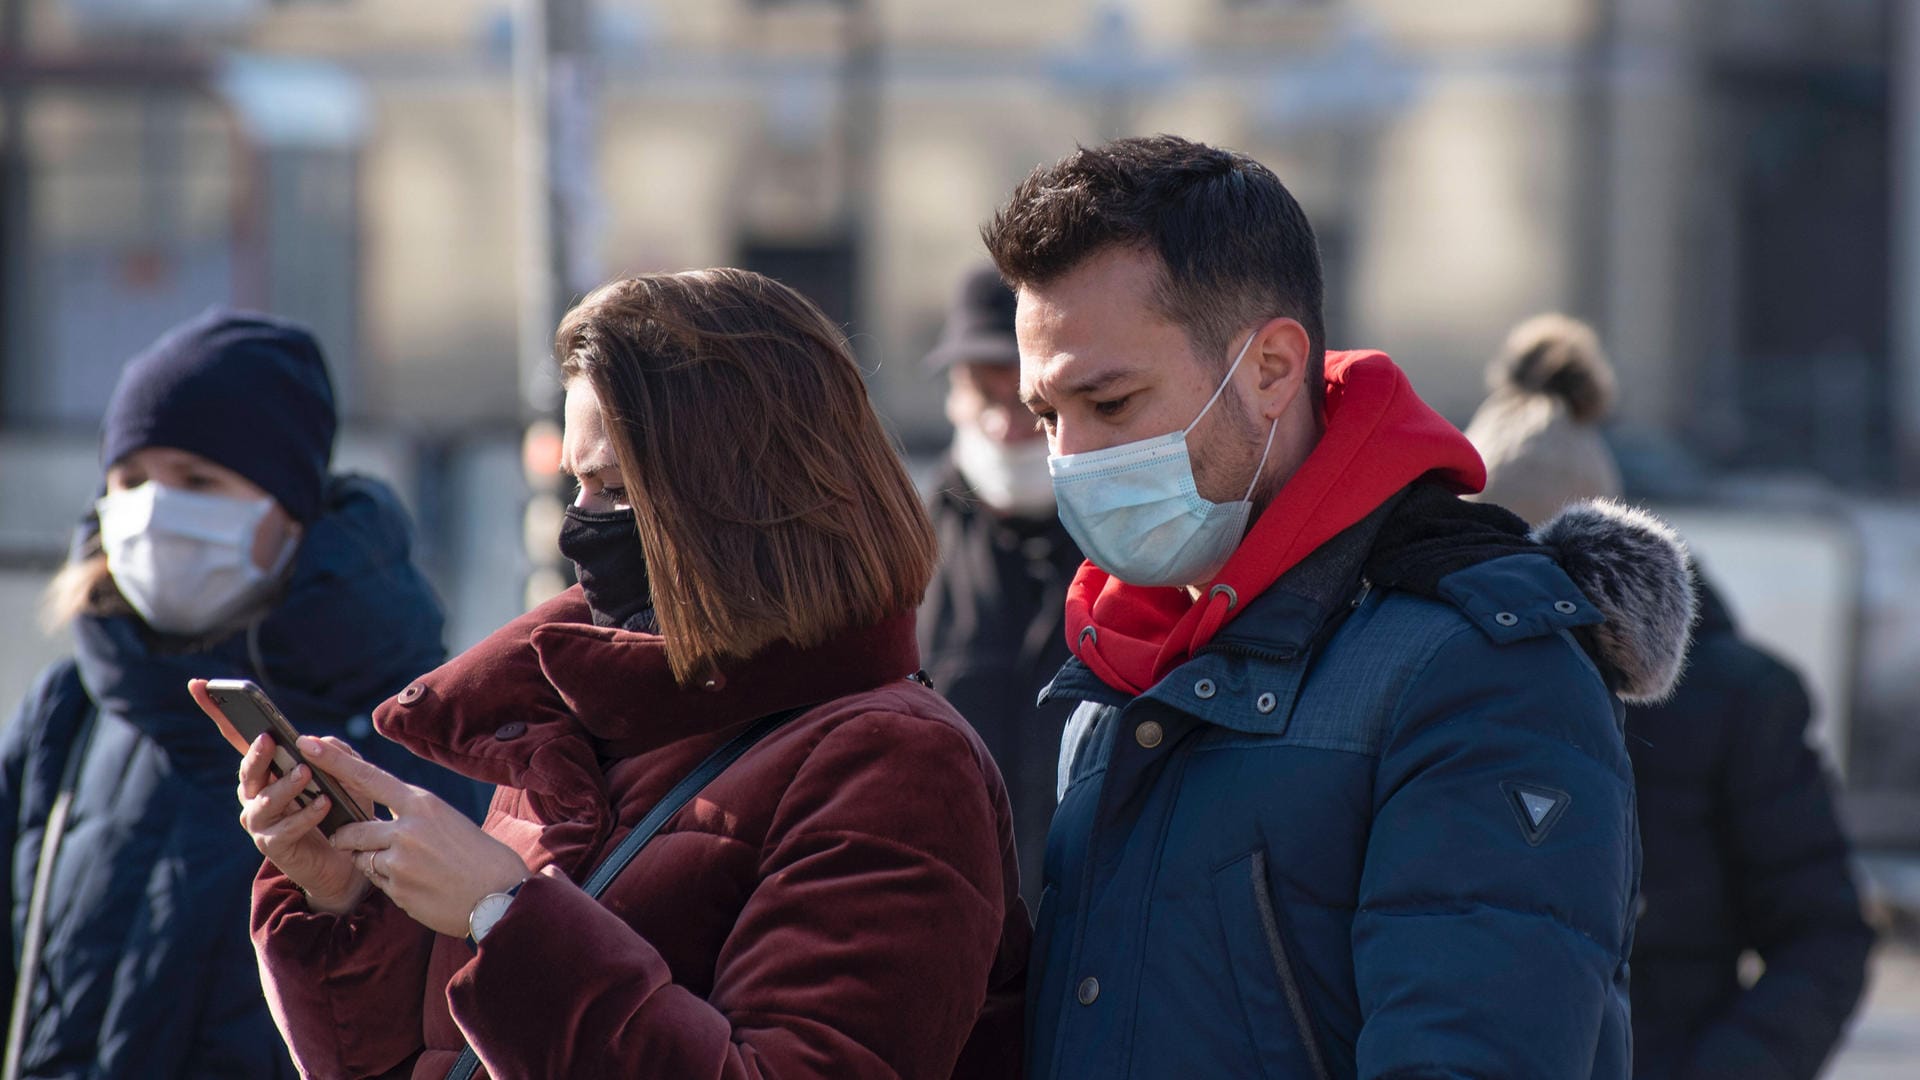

left=986, top=135, right=1696, bottom=1080
left=1466, top=313, right=1875, bottom=1080
left=919, top=262, right=1084, bottom=909
left=0, top=309, right=483, bottom=1080
left=239, top=270, right=1028, bottom=1079
left=1463, top=312, right=1624, bottom=522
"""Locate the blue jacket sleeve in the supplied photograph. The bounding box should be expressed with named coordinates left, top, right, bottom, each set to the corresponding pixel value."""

left=0, top=672, right=31, bottom=1029
left=1351, top=626, right=1637, bottom=1080
left=0, top=660, right=89, bottom=1041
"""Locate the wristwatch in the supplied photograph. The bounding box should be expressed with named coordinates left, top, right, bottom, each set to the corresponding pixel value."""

left=465, top=881, right=526, bottom=951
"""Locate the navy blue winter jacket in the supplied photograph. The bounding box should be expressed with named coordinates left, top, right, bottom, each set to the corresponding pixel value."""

left=1, top=475, right=486, bottom=1080
left=1027, top=488, right=1695, bottom=1080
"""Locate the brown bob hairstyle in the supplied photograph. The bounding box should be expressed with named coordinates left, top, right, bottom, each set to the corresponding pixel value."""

left=557, top=269, right=936, bottom=684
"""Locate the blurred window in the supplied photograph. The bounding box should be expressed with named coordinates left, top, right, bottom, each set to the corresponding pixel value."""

left=1700, top=54, right=1892, bottom=487
left=3, top=89, right=240, bottom=427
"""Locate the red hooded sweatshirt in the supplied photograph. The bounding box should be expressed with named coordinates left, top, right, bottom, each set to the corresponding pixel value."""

left=1064, top=350, right=1486, bottom=695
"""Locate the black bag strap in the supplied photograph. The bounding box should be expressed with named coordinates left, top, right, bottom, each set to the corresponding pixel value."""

left=445, top=704, right=808, bottom=1080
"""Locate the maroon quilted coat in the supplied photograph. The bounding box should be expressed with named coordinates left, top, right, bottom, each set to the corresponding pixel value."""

left=251, top=587, right=1028, bottom=1079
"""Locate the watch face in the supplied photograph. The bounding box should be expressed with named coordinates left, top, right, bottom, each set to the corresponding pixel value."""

left=470, top=891, right=516, bottom=943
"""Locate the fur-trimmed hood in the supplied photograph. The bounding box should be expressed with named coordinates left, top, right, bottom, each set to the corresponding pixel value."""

left=1364, top=485, right=1694, bottom=705
left=1533, top=499, right=1695, bottom=703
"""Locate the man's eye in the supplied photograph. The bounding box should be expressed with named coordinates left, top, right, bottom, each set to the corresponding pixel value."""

left=1093, top=395, right=1131, bottom=417
left=1034, top=411, right=1058, bottom=434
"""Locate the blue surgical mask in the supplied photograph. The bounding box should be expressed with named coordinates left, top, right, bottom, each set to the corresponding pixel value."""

left=1048, top=331, right=1277, bottom=587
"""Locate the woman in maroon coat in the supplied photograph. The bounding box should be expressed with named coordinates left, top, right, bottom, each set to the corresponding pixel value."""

left=233, top=270, right=1029, bottom=1079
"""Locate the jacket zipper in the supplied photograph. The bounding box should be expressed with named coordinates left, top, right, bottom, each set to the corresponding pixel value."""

left=1249, top=850, right=1332, bottom=1080
left=1199, top=578, right=1375, bottom=668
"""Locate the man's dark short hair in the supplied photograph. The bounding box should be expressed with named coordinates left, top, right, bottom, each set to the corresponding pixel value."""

left=982, top=134, right=1326, bottom=411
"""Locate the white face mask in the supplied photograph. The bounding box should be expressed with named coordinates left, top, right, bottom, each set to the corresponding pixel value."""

left=1047, top=331, right=1277, bottom=587
left=95, top=483, right=297, bottom=636
left=952, top=423, right=1056, bottom=518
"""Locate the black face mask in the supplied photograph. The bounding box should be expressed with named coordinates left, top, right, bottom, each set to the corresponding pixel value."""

left=556, top=506, right=653, bottom=631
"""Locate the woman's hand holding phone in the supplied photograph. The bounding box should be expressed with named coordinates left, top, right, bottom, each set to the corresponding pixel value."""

left=237, top=733, right=371, bottom=915
left=304, top=736, right=531, bottom=939
left=218, top=673, right=529, bottom=932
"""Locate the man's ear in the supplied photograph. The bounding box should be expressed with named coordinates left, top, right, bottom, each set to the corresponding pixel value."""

left=1249, top=317, right=1312, bottom=420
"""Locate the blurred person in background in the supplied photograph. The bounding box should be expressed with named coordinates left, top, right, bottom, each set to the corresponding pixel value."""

left=989, top=135, right=1694, bottom=1080
left=0, top=309, right=484, bottom=1080
left=1465, top=313, right=1875, bottom=1080
left=919, top=263, right=1084, bottom=909
left=238, top=270, right=1027, bottom=1079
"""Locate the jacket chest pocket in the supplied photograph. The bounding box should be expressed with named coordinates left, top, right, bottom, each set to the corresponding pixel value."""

left=1211, top=849, right=1337, bottom=1080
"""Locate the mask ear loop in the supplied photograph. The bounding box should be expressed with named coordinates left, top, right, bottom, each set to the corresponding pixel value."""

left=1182, top=330, right=1263, bottom=438
left=1182, top=328, right=1280, bottom=504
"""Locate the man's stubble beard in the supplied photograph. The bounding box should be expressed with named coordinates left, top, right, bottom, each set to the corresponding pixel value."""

left=1192, top=386, right=1278, bottom=510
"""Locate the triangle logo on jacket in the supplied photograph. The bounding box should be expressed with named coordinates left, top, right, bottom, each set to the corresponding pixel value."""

left=1501, top=780, right=1571, bottom=846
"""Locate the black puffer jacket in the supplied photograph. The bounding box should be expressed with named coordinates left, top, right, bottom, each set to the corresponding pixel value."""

left=917, top=464, right=1082, bottom=909
left=1626, top=578, right=1874, bottom=1080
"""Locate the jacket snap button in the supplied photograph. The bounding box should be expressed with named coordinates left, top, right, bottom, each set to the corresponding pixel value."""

left=1134, top=721, right=1164, bottom=749
left=1256, top=692, right=1278, bottom=714
left=397, top=684, right=424, bottom=705
left=1554, top=600, right=1579, bottom=615
left=493, top=721, right=528, bottom=741
left=1194, top=678, right=1216, bottom=700
left=1077, top=976, right=1100, bottom=1005
left=1494, top=612, right=1520, bottom=627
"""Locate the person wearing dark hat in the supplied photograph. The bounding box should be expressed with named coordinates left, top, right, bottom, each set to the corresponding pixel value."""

left=0, top=308, right=483, bottom=1080
left=918, top=264, right=1084, bottom=908
left=1465, top=313, right=1874, bottom=1080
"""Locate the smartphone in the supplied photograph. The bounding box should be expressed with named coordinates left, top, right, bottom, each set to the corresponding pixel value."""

left=191, top=678, right=371, bottom=835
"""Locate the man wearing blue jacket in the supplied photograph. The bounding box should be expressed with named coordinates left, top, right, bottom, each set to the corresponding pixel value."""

left=983, top=135, right=1696, bottom=1078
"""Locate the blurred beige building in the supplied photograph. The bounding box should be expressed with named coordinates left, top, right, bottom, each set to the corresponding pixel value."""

left=2, top=0, right=1899, bottom=472
left=9, top=0, right=1920, bottom=823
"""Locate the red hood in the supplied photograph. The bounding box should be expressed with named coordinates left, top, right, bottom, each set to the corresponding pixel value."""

left=1064, top=350, right=1485, bottom=695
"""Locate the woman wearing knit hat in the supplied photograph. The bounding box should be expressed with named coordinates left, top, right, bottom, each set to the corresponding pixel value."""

left=1, top=309, right=483, bottom=1080
left=1464, top=312, right=1624, bottom=522
left=1465, top=314, right=1874, bottom=1080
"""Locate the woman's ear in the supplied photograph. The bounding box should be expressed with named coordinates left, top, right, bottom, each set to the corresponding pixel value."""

left=250, top=505, right=303, bottom=572
left=1250, top=317, right=1312, bottom=420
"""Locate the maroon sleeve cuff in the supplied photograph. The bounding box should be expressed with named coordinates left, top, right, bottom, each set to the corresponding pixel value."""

left=445, top=867, right=713, bottom=1077
left=253, top=863, right=437, bottom=1078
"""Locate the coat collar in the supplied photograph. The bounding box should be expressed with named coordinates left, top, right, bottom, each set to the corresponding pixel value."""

left=531, top=606, right=923, bottom=757
left=375, top=585, right=923, bottom=784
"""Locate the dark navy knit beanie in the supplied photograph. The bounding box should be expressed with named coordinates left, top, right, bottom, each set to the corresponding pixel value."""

left=101, top=308, right=336, bottom=524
